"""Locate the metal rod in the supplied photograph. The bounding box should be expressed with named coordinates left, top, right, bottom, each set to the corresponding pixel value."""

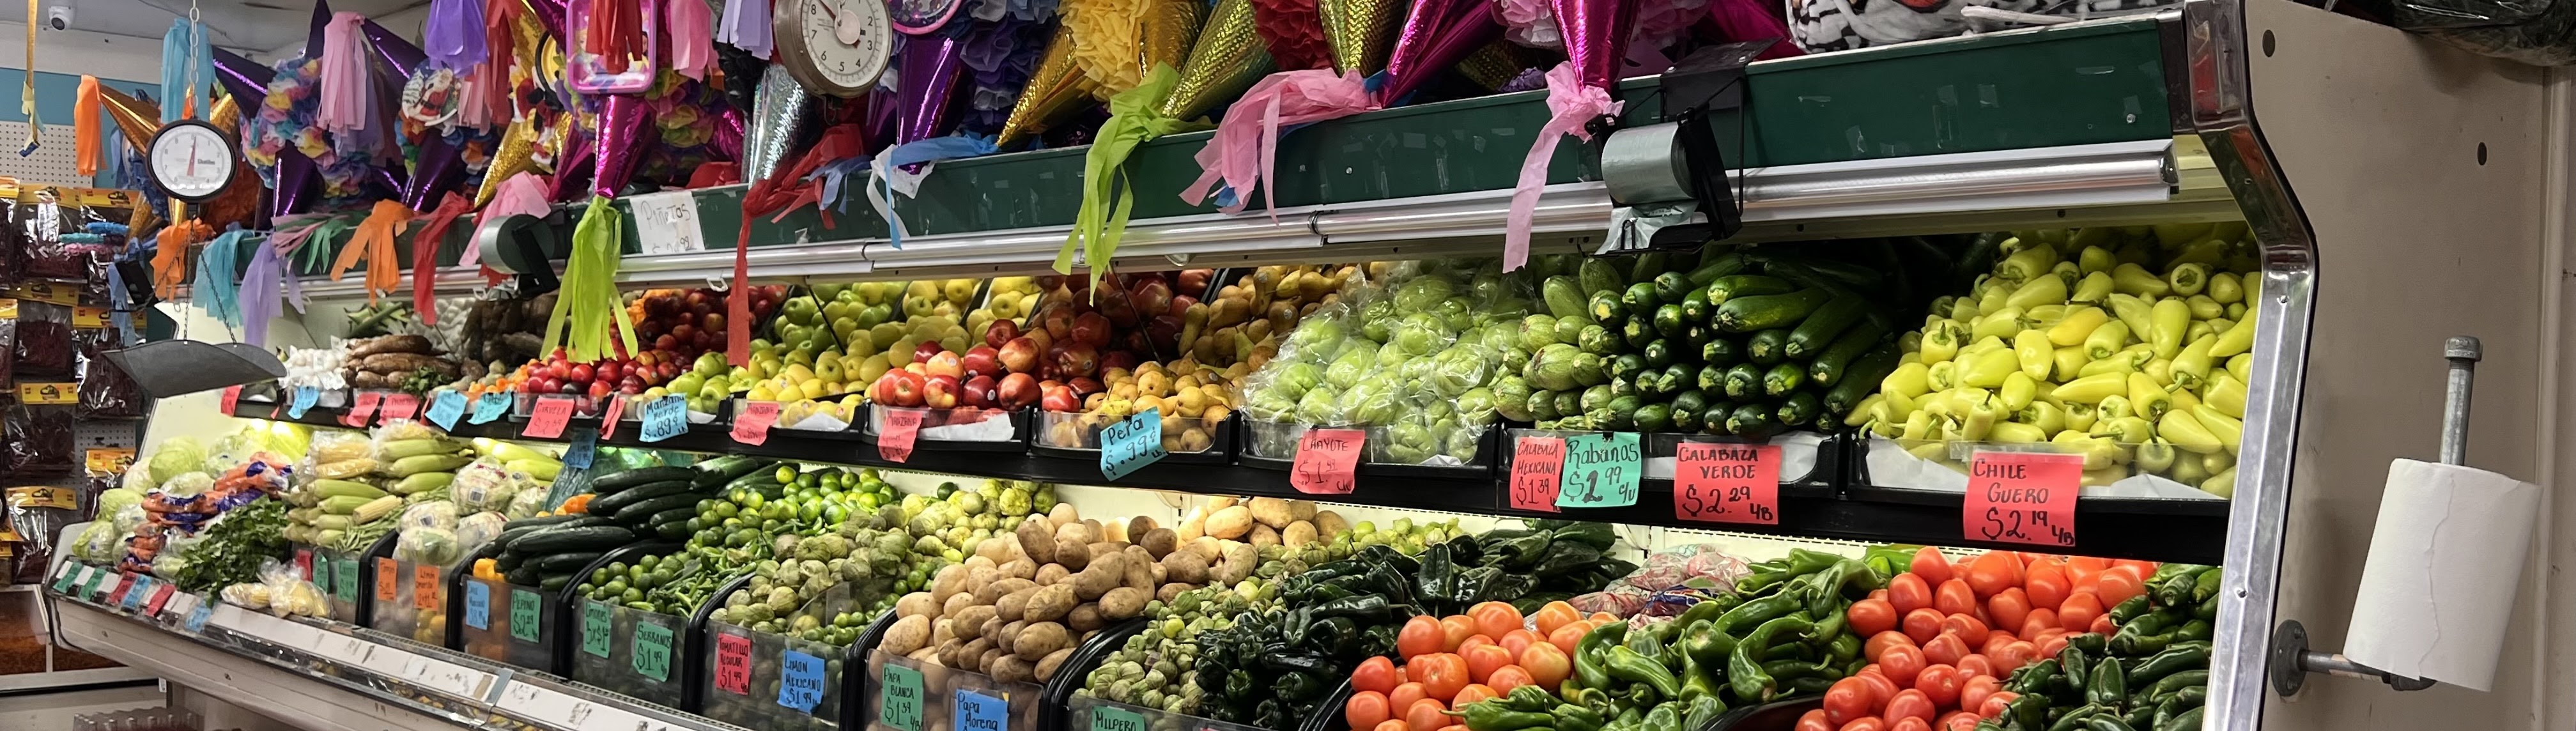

left=2441, top=336, right=2481, bottom=466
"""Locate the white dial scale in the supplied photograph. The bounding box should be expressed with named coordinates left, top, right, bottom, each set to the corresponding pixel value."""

left=147, top=120, right=238, bottom=203
left=775, top=0, right=893, bottom=98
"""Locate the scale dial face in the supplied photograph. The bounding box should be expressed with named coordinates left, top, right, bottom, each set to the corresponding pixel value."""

left=776, top=0, right=893, bottom=98
left=148, top=121, right=238, bottom=203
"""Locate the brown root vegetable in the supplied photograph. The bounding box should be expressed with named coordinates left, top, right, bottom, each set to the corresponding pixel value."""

left=1036, top=564, right=1071, bottom=585
left=1067, top=603, right=1104, bottom=632
left=1053, top=538, right=1093, bottom=572
left=1313, top=510, right=1350, bottom=537
left=1161, top=548, right=1211, bottom=584
left=978, top=578, right=1037, bottom=604
left=1156, top=583, right=1198, bottom=603
left=1125, top=516, right=1159, bottom=541
left=1099, top=587, right=1150, bottom=619
left=883, top=615, right=932, bottom=655
left=1070, top=556, right=1124, bottom=600
left=1213, top=541, right=1258, bottom=585
left=1290, top=500, right=1318, bottom=523
left=954, top=605, right=999, bottom=633
left=1024, top=585, right=1077, bottom=622
left=1249, top=523, right=1281, bottom=549
left=996, top=587, right=1038, bottom=621
left=932, top=619, right=959, bottom=646
left=1014, top=622, right=1070, bottom=659
left=998, top=620, right=1026, bottom=648
left=1283, top=520, right=1318, bottom=546
left=1017, top=518, right=1058, bottom=564
left=1176, top=510, right=1207, bottom=542
left=992, top=655, right=1038, bottom=684
left=1247, top=497, right=1293, bottom=528
left=952, top=637, right=993, bottom=668
left=1206, top=505, right=1254, bottom=539
left=1139, top=528, right=1180, bottom=558
left=1048, top=502, right=1081, bottom=527
left=1000, top=559, right=1037, bottom=581
left=978, top=649, right=1006, bottom=675
left=942, top=590, right=980, bottom=618
left=933, top=565, right=970, bottom=604
left=1036, top=648, right=1075, bottom=682
left=976, top=537, right=1015, bottom=563
left=1122, top=557, right=1155, bottom=592
left=897, top=592, right=940, bottom=618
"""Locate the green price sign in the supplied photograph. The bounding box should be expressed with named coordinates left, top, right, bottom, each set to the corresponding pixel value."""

left=880, top=663, right=924, bottom=731
left=333, top=559, right=359, bottom=603
left=582, top=601, right=613, bottom=658
left=1092, top=704, right=1147, bottom=731
left=633, top=622, right=674, bottom=682
left=509, top=589, right=543, bottom=643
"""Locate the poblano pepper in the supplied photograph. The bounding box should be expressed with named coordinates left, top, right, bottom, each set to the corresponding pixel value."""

left=1309, top=594, right=1396, bottom=622
left=1504, top=686, right=1559, bottom=711
left=1729, top=614, right=1816, bottom=701
left=1642, top=702, right=1682, bottom=731
left=1577, top=622, right=1629, bottom=689
left=1607, top=645, right=1683, bottom=699
left=1554, top=705, right=1607, bottom=731
left=1451, top=703, right=1554, bottom=731
left=1680, top=696, right=1726, bottom=731
left=1681, top=620, right=1738, bottom=668
left=1714, top=594, right=1802, bottom=635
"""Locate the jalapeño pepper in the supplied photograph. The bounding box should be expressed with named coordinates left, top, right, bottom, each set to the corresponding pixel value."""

left=2086, top=651, right=2127, bottom=706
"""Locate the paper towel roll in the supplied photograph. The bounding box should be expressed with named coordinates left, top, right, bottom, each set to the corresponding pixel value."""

left=2343, top=458, right=2540, bottom=691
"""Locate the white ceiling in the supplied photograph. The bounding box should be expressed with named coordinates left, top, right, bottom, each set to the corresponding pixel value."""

left=1, top=0, right=423, bottom=54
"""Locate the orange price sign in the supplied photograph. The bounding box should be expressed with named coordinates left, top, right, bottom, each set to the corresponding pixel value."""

left=376, top=558, right=399, bottom=602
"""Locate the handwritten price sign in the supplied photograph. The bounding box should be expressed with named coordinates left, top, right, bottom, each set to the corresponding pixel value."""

left=1964, top=451, right=2081, bottom=547
left=714, top=633, right=752, bottom=695
left=1556, top=433, right=1642, bottom=508
left=1508, top=436, right=1565, bottom=512
left=874, top=407, right=921, bottom=462
left=1674, top=443, right=1779, bottom=525
left=1288, top=428, right=1365, bottom=495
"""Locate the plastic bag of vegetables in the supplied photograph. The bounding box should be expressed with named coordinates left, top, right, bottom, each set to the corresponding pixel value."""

left=450, top=459, right=519, bottom=514
left=146, top=437, right=208, bottom=485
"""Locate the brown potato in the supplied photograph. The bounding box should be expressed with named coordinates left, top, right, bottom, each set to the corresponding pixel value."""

left=1099, top=587, right=1150, bottom=619
left=1123, top=557, right=1156, bottom=592
left=882, top=615, right=932, bottom=655
left=992, top=655, right=1038, bottom=684
left=1017, top=518, right=1058, bottom=564
left=996, top=587, right=1038, bottom=621
left=897, top=592, right=940, bottom=619
left=1024, top=584, right=1077, bottom=622
left=1289, top=500, right=1319, bottom=523
left=954, top=605, right=999, bottom=633
left=1126, top=516, right=1160, bottom=541
left=1156, top=583, right=1198, bottom=603
left=1313, top=510, right=1349, bottom=537
left=1283, top=520, right=1317, bottom=546
left=1139, top=528, right=1179, bottom=558
left=942, top=590, right=980, bottom=618
left=1014, top=622, right=1070, bottom=659
left=1249, top=523, right=1280, bottom=549
left=978, top=578, right=1037, bottom=604
left=932, top=565, right=969, bottom=604
left=1036, top=564, right=1071, bottom=585
left=1070, top=558, right=1124, bottom=600
left=1206, top=505, right=1254, bottom=539
left=1067, top=603, right=1104, bottom=632
left=999, top=559, right=1037, bottom=581
left=1035, top=648, right=1075, bottom=682
left=1053, top=538, right=1093, bottom=571
left=1247, top=497, right=1294, bottom=528
left=1161, top=550, right=1210, bottom=584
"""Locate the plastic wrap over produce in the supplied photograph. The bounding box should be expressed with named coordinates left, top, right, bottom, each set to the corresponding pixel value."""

left=2396, top=0, right=2576, bottom=65
left=1786, top=0, right=2173, bottom=53
left=1568, top=544, right=1751, bottom=617
left=1239, top=260, right=1537, bottom=465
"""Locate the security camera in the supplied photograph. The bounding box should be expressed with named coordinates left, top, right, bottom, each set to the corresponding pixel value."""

left=43, top=5, right=70, bottom=31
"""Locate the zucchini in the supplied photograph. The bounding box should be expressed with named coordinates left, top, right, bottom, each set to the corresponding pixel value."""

left=1715, top=289, right=1835, bottom=333
left=1777, top=392, right=1823, bottom=426
left=1578, top=258, right=1626, bottom=298
left=720, top=469, right=785, bottom=494
left=1702, top=338, right=1743, bottom=367
left=1825, top=346, right=1903, bottom=417
left=511, top=525, right=636, bottom=555
left=1699, top=401, right=1738, bottom=435
left=611, top=493, right=707, bottom=525
left=1541, top=277, right=1587, bottom=319
left=646, top=507, right=697, bottom=527
left=690, top=456, right=773, bottom=488
left=528, top=551, right=608, bottom=574
left=1704, top=275, right=1794, bottom=305
left=585, top=480, right=695, bottom=516
left=1784, top=296, right=1870, bottom=359
left=1762, top=362, right=1807, bottom=397
left=1723, top=363, right=1764, bottom=399
left=1808, top=321, right=1891, bottom=386
left=1628, top=252, right=1669, bottom=284
left=592, top=466, right=697, bottom=493
left=1727, top=403, right=1784, bottom=439
left=1747, top=329, right=1791, bottom=365
left=1683, top=253, right=1748, bottom=286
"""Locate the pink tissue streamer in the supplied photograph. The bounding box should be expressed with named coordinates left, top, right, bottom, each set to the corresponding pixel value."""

left=1504, top=62, right=1618, bottom=272
left=1182, top=70, right=1377, bottom=220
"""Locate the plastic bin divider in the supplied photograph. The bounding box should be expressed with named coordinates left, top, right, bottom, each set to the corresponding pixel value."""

left=355, top=528, right=401, bottom=629
left=842, top=609, right=900, bottom=731
left=1037, top=618, right=1150, bottom=731
left=559, top=542, right=681, bottom=676
left=687, top=570, right=760, bottom=712
left=1702, top=696, right=1822, bottom=731
left=1299, top=678, right=1358, bottom=731
left=445, top=541, right=510, bottom=650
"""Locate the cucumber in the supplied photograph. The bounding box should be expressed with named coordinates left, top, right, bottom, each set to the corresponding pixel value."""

left=1715, top=289, right=1835, bottom=333
left=591, top=466, right=697, bottom=493
left=657, top=521, right=693, bottom=539
left=1727, top=403, right=1784, bottom=439
left=512, top=525, right=636, bottom=555
left=1825, top=346, right=1903, bottom=417
left=504, top=567, right=541, bottom=587
left=1705, top=275, right=1794, bottom=305
left=1778, top=392, right=1824, bottom=427
left=612, top=493, right=707, bottom=525
left=690, top=456, right=773, bottom=488
left=1747, top=329, right=1791, bottom=365
left=720, top=469, right=785, bottom=494
left=646, top=507, right=697, bottom=527
left=1784, top=296, right=1870, bottom=359
left=1808, top=321, right=1892, bottom=386
left=1762, top=362, right=1807, bottom=397
left=528, top=551, right=607, bottom=574
left=1541, top=277, right=1588, bottom=319
left=541, top=573, right=573, bottom=592
left=1578, top=258, right=1626, bottom=298
left=493, top=516, right=610, bottom=553
left=500, top=514, right=587, bottom=529
left=497, top=553, right=525, bottom=571
left=585, top=480, right=695, bottom=516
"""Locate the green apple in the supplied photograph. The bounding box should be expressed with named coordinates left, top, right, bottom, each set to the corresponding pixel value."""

left=814, top=283, right=846, bottom=302
left=783, top=298, right=820, bottom=325
left=693, top=352, right=727, bottom=377
left=823, top=301, right=853, bottom=323
left=815, top=357, right=845, bottom=383
left=671, top=373, right=706, bottom=395
left=869, top=323, right=904, bottom=349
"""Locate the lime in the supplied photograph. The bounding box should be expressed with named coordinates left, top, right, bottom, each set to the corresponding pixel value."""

left=775, top=466, right=798, bottom=483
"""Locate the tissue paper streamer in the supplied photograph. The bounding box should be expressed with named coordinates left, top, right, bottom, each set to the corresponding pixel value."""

left=2343, top=458, right=2541, bottom=691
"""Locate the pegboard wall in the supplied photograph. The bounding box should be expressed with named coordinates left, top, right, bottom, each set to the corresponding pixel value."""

left=0, top=122, right=99, bottom=189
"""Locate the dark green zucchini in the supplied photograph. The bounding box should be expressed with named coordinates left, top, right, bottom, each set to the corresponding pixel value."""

left=585, top=480, right=695, bottom=516
left=590, top=466, right=697, bottom=493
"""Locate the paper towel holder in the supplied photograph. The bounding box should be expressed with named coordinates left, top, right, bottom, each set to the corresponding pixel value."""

left=2269, top=336, right=2481, bottom=696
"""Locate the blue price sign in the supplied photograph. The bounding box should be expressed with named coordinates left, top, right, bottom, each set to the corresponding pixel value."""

left=562, top=428, right=598, bottom=469
left=776, top=649, right=828, bottom=712
left=121, top=577, right=151, bottom=610
left=469, top=393, right=512, bottom=424
left=464, top=581, right=491, bottom=629
left=185, top=603, right=212, bottom=632
left=426, top=390, right=468, bottom=430
left=288, top=386, right=320, bottom=418
left=1099, top=408, right=1168, bottom=481
left=955, top=689, right=1007, bottom=731
left=639, top=396, right=689, bottom=443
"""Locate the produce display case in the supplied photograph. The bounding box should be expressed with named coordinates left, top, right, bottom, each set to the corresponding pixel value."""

left=1028, top=412, right=1238, bottom=465
left=456, top=576, right=564, bottom=673
left=1849, top=438, right=2235, bottom=507
left=865, top=650, right=1047, bottom=731
left=374, top=557, right=457, bottom=647
left=309, top=545, right=369, bottom=624
left=569, top=599, right=690, bottom=705
left=1236, top=420, right=1504, bottom=479
left=697, top=606, right=864, bottom=731
left=1067, top=696, right=1268, bottom=731
left=858, top=404, right=1030, bottom=451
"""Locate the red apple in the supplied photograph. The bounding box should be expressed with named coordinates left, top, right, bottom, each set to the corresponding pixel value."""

left=985, top=319, right=1021, bottom=350
left=569, top=363, right=596, bottom=384
left=1069, top=376, right=1104, bottom=397
left=875, top=371, right=927, bottom=407
left=923, top=351, right=964, bottom=380
left=1055, top=342, right=1099, bottom=379
left=962, top=374, right=997, bottom=409
left=1168, top=294, right=1198, bottom=319
left=998, top=337, right=1040, bottom=374
left=997, top=373, right=1039, bottom=408
left=1040, top=304, right=1078, bottom=341
left=1024, top=328, right=1055, bottom=355
left=960, top=345, right=1001, bottom=379
left=1146, top=314, right=1184, bottom=355
left=1130, top=280, right=1172, bottom=323
left=587, top=380, right=612, bottom=397
left=1100, top=350, right=1141, bottom=373
left=1178, top=269, right=1212, bottom=294
left=1072, top=312, right=1113, bottom=348
left=922, top=374, right=960, bottom=409
left=595, top=362, right=622, bottom=383
left=1040, top=385, right=1080, bottom=412
left=914, top=340, right=947, bottom=364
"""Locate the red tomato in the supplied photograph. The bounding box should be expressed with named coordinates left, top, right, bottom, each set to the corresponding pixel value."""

left=1910, top=547, right=1955, bottom=585
left=1439, top=617, right=1477, bottom=652
left=1922, top=633, right=1969, bottom=667
left=1440, top=725, right=1467, bottom=731
left=2090, top=614, right=2117, bottom=635
left=2065, top=560, right=2104, bottom=592
left=1452, top=685, right=1499, bottom=708
left=1373, top=719, right=1410, bottom=731
left=1959, top=675, right=2001, bottom=712
left=1414, top=654, right=1470, bottom=701
left=1888, top=573, right=1934, bottom=617
left=2019, top=609, right=2060, bottom=641
left=1870, top=589, right=1890, bottom=603
left=1880, top=644, right=1929, bottom=687
left=1458, top=635, right=1497, bottom=659
left=1890, top=718, right=1932, bottom=731
left=1469, top=602, right=1526, bottom=640
left=1855, top=667, right=1899, bottom=709
left=1518, top=643, right=1571, bottom=690
left=1986, top=588, right=2032, bottom=636
left=1867, top=631, right=1915, bottom=663
left=1849, top=599, right=1899, bottom=637
left=1798, top=709, right=1837, bottom=731
left=1992, top=641, right=2039, bottom=672
left=2036, top=634, right=2069, bottom=659
left=1498, top=629, right=1541, bottom=659
left=1902, top=608, right=1946, bottom=645
left=1932, top=579, right=1977, bottom=616
left=1839, top=718, right=1888, bottom=731
left=2059, top=592, right=2104, bottom=633
left=2094, top=566, right=2145, bottom=607
left=1346, top=691, right=1392, bottom=730
left=1957, top=654, right=1995, bottom=679
left=2023, top=561, right=2070, bottom=610
left=1532, top=601, right=1582, bottom=639
left=1978, top=692, right=2019, bottom=719
left=1398, top=616, right=1446, bottom=659
left=1940, top=614, right=1991, bottom=647
left=2113, top=559, right=2160, bottom=578
left=1389, top=683, right=1430, bottom=712
left=1937, top=711, right=1984, bottom=731
left=1547, top=622, right=1591, bottom=656
left=1824, top=677, right=1876, bottom=725
left=1486, top=666, right=1536, bottom=695
left=1403, top=699, right=1449, bottom=731
left=1462, top=644, right=1515, bottom=684
left=1963, top=553, right=2020, bottom=599
left=1355, top=656, right=1400, bottom=694
left=1981, top=631, right=2016, bottom=659
left=1884, top=689, right=1938, bottom=724
left=1913, top=664, right=1962, bottom=707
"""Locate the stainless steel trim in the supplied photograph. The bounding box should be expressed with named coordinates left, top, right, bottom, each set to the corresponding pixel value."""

left=2178, top=0, right=2318, bottom=725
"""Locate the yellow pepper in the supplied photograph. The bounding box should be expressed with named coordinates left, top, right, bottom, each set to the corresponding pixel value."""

left=2225, top=302, right=2246, bottom=319
left=2207, top=272, right=2242, bottom=304
left=2129, top=373, right=2172, bottom=420
left=2008, top=274, right=2069, bottom=310
left=1927, top=360, right=1960, bottom=392
left=2017, top=400, right=2065, bottom=435
left=1997, top=243, right=2058, bottom=284
left=2170, top=454, right=2210, bottom=484
left=2201, top=467, right=2236, bottom=498
left=2077, top=245, right=2117, bottom=275
left=2077, top=355, right=2136, bottom=378
left=2209, top=315, right=2255, bottom=358
left=1950, top=295, right=1982, bottom=321
left=2083, top=320, right=2131, bottom=361
left=1898, top=330, right=1923, bottom=356
left=2185, top=295, right=2223, bottom=320
left=1977, top=283, right=2013, bottom=318
left=2168, top=387, right=2200, bottom=415
left=1960, top=395, right=1999, bottom=441
left=2068, top=227, right=2116, bottom=250
left=1901, top=409, right=1934, bottom=440
left=2167, top=239, right=2226, bottom=268
left=2157, top=410, right=2223, bottom=453
left=2083, top=466, right=2129, bottom=488
left=1919, top=322, right=1963, bottom=363
left=2099, top=394, right=2133, bottom=420
left=2112, top=263, right=2171, bottom=298
left=1992, top=421, right=2048, bottom=444
left=1847, top=394, right=1885, bottom=427
left=2052, top=346, right=2091, bottom=381
left=2106, top=294, right=2155, bottom=339
left=1961, top=348, right=2021, bottom=389
left=2053, top=261, right=2083, bottom=291
left=2022, top=304, right=2068, bottom=331
left=2071, top=270, right=2115, bottom=304
left=2192, top=405, right=2243, bottom=450
left=2184, top=321, right=2214, bottom=344
left=1973, top=309, right=2027, bottom=342
left=2051, top=372, right=2128, bottom=404
left=2093, top=415, right=2153, bottom=444
left=2014, top=331, right=2055, bottom=380
left=1962, top=336, right=2009, bottom=362
left=2241, top=268, right=2264, bottom=304
left=1879, top=362, right=1931, bottom=401
left=1909, top=441, right=1951, bottom=461
left=2150, top=297, right=2191, bottom=358
left=2227, top=353, right=2252, bottom=382
left=2048, top=306, right=2111, bottom=347
left=2134, top=440, right=2177, bottom=473
left=2001, top=372, right=2039, bottom=412
left=2164, top=263, right=2209, bottom=297
left=2062, top=401, right=2098, bottom=432
left=2171, top=335, right=2218, bottom=391
left=2202, top=449, right=2235, bottom=474
left=2051, top=431, right=2128, bottom=470
left=2207, top=374, right=2246, bottom=418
